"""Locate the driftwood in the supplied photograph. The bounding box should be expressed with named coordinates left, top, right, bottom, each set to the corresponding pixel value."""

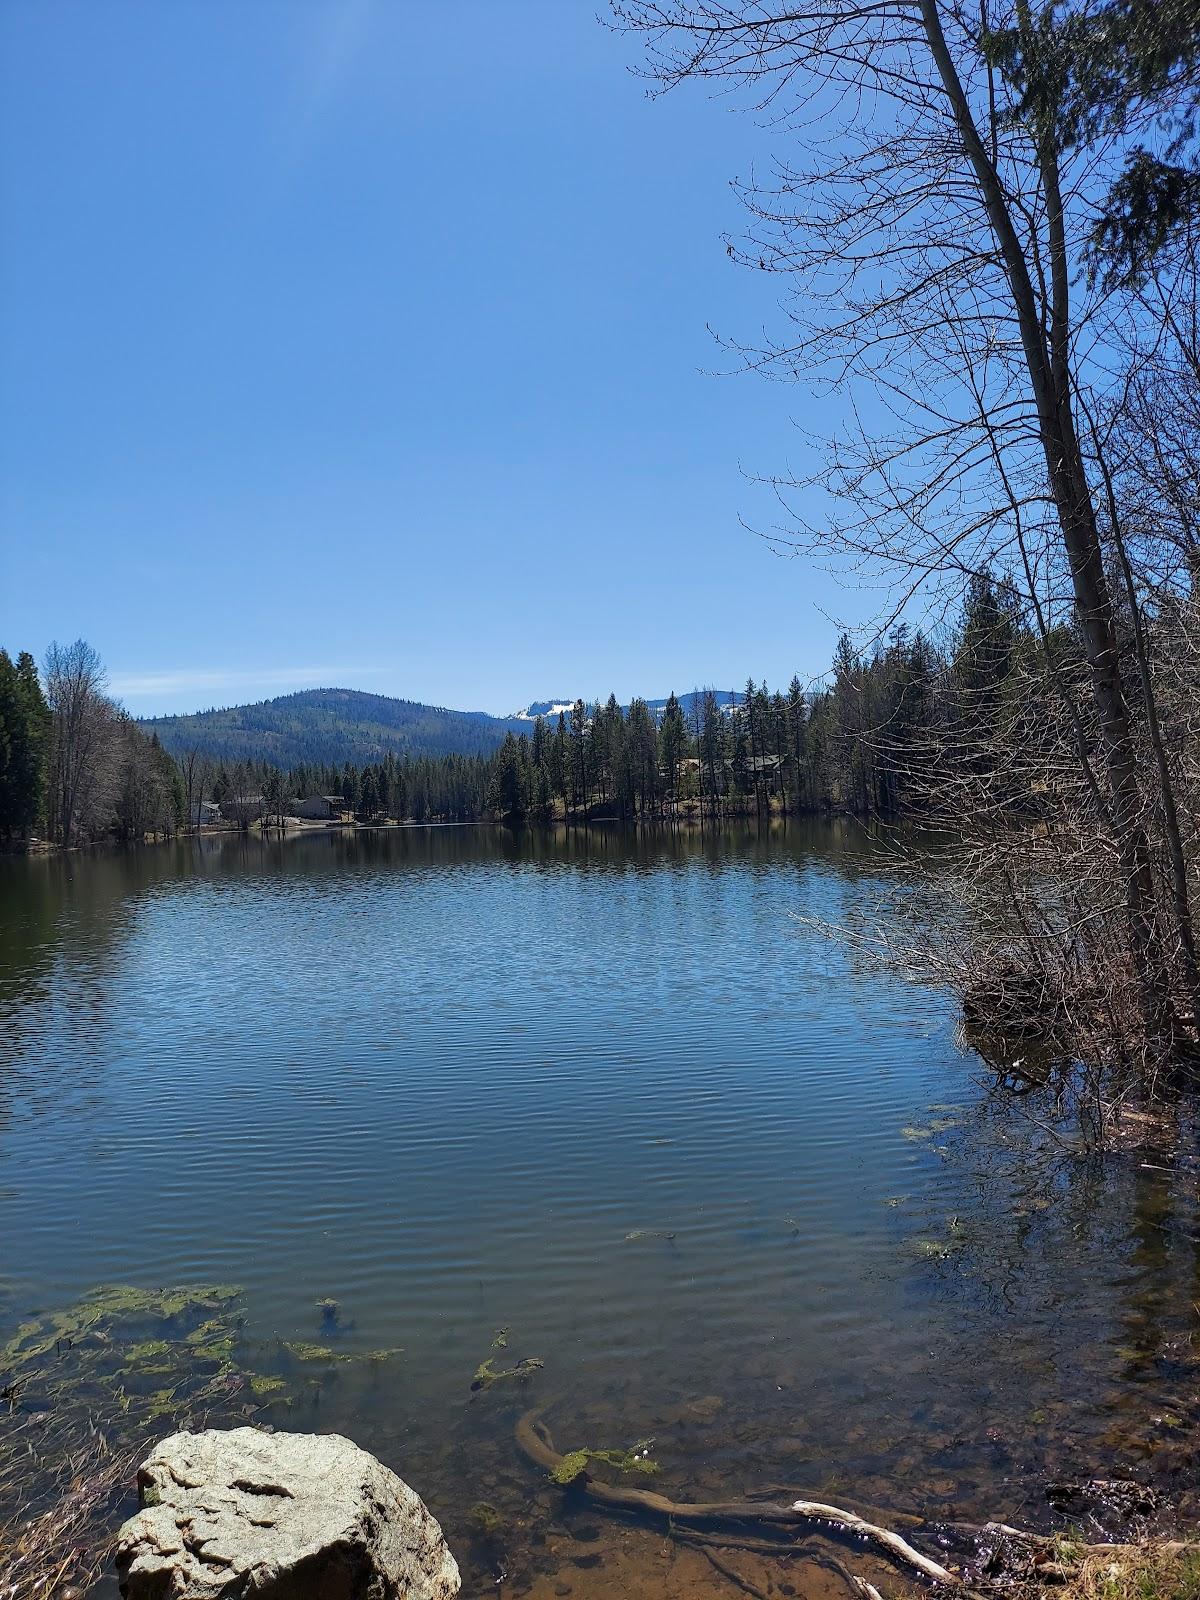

left=515, top=1408, right=959, bottom=1585
left=695, top=1544, right=773, bottom=1600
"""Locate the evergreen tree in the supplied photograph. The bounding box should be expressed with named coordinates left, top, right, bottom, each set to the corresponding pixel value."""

left=569, top=699, right=588, bottom=815
left=786, top=676, right=807, bottom=808
left=342, top=762, right=359, bottom=813
left=658, top=691, right=688, bottom=812
left=549, top=713, right=568, bottom=813
left=626, top=698, right=658, bottom=816
left=0, top=648, right=49, bottom=839
left=700, top=690, right=727, bottom=807
left=488, top=732, right=527, bottom=819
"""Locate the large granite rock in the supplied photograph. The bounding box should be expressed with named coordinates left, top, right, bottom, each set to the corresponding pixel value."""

left=115, top=1427, right=461, bottom=1600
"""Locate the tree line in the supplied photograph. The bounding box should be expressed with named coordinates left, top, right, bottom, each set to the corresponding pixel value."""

left=2, top=611, right=1018, bottom=845
left=122, top=643, right=947, bottom=827
left=0, top=640, right=182, bottom=847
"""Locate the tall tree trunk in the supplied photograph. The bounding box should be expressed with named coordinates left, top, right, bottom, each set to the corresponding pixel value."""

left=919, top=0, right=1173, bottom=1048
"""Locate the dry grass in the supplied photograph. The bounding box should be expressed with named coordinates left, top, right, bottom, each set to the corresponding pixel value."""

left=0, top=1430, right=141, bottom=1600
left=1051, top=1543, right=1200, bottom=1600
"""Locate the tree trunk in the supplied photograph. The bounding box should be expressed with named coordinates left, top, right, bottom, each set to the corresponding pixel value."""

left=918, top=0, right=1174, bottom=1051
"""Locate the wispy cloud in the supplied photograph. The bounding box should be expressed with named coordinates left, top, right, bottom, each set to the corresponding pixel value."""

left=301, top=0, right=378, bottom=116
left=111, top=666, right=386, bottom=708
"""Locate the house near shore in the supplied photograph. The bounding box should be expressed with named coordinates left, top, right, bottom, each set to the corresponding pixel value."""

left=290, top=794, right=347, bottom=820
left=220, top=795, right=265, bottom=823
left=191, top=799, right=221, bottom=827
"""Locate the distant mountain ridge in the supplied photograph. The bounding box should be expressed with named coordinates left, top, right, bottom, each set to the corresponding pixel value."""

left=141, top=685, right=745, bottom=770
left=510, top=690, right=740, bottom=723
left=141, top=688, right=531, bottom=769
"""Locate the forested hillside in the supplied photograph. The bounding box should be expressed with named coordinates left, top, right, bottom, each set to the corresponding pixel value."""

left=141, top=688, right=530, bottom=767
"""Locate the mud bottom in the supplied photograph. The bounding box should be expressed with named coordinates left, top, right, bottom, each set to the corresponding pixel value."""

left=521, top=1521, right=907, bottom=1600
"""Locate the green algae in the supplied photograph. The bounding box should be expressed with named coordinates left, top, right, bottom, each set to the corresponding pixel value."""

left=146, top=1386, right=184, bottom=1420
left=549, top=1445, right=661, bottom=1485
left=0, top=1283, right=403, bottom=1600
left=1, top=1284, right=244, bottom=1370
left=550, top=1448, right=592, bottom=1485
left=470, top=1501, right=505, bottom=1536
left=471, top=1355, right=544, bottom=1391
left=282, top=1340, right=351, bottom=1363
left=186, top=1315, right=243, bottom=1347
left=910, top=1238, right=956, bottom=1260
left=190, top=1342, right=237, bottom=1370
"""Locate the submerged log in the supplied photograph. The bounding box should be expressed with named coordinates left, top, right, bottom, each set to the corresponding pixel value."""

left=515, top=1408, right=959, bottom=1586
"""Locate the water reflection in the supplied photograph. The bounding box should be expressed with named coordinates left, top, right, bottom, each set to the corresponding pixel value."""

left=0, top=823, right=1196, bottom=1597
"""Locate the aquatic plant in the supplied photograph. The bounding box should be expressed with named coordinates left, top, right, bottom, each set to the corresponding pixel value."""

left=471, top=1355, right=544, bottom=1391
left=469, top=1500, right=505, bottom=1536
left=548, top=1444, right=661, bottom=1485
left=0, top=1284, right=265, bottom=1598
left=282, top=1339, right=350, bottom=1363
left=0, top=1284, right=391, bottom=1599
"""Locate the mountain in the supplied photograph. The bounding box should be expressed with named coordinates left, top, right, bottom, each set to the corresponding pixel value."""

left=141, top=689, right=531, bottom=769
left=510, top=690, right=741, bottom=723
left=141, top=685, right=749, bottom=771
left=509, top=699, right=577, bottom=721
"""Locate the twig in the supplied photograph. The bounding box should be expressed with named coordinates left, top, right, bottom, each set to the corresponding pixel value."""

left=697, top=1544, right=772, bottom=1600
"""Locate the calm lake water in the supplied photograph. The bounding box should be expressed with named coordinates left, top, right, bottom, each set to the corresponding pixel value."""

left=1, top=823, right=1197, bottom=1596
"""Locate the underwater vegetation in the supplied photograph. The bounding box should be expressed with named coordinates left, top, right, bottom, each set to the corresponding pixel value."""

left=471, top=1355, right=544, bottom=1392
left=548, top=1442, right=661, bottom=1486
left=0, top=1283, right=402, bottom=1600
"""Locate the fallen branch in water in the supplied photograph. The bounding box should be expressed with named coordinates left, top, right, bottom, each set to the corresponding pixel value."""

left=515, top=1407, right=959, bottom=1585
left=695, top=1543, right=772, bottom=1600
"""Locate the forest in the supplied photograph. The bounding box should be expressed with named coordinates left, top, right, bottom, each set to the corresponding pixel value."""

left=0, top=575, right=1018, bottom=843
left=140, top=687, right=533, bottom=768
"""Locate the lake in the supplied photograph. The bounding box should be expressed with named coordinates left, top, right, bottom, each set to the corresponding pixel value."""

left=1, top=822, right=1197, bottom=1598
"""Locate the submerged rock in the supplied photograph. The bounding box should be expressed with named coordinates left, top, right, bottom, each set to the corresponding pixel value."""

left=116, top=1426, right=460, bottom=1600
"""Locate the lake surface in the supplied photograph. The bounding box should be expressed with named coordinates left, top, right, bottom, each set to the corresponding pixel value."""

left=1, top=823, right=1197, bottom=1597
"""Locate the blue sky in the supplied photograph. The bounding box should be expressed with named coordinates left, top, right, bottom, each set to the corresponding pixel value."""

left=1, top=0, right=858, bottom=717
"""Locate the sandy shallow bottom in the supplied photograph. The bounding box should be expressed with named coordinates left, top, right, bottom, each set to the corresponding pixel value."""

left=518, top=1519, right=900, bottom=1600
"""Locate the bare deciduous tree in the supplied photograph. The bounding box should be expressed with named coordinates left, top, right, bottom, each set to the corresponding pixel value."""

left=43, top=639, right=117, bottom=847
left=616, top=0, right=1199, bottom=1091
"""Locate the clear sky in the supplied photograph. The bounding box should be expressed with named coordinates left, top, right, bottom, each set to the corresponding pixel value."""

left=1, top=0, right=858, bottom=717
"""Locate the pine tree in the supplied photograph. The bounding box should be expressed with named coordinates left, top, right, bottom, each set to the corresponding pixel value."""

left=569, top=699, right=588, bottom=817
left=700, top=690, right=726, bottom=811
left=0, top=649, right=49, bottom=839
left=341, top=762, right=359, bottom=813
left=626, top=698, right=658, bottom=816
left=658, top=692, right=688, bottom=815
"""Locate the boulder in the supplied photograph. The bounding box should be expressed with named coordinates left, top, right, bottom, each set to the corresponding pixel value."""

left=115, top=1427, right=460, bottom=1600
